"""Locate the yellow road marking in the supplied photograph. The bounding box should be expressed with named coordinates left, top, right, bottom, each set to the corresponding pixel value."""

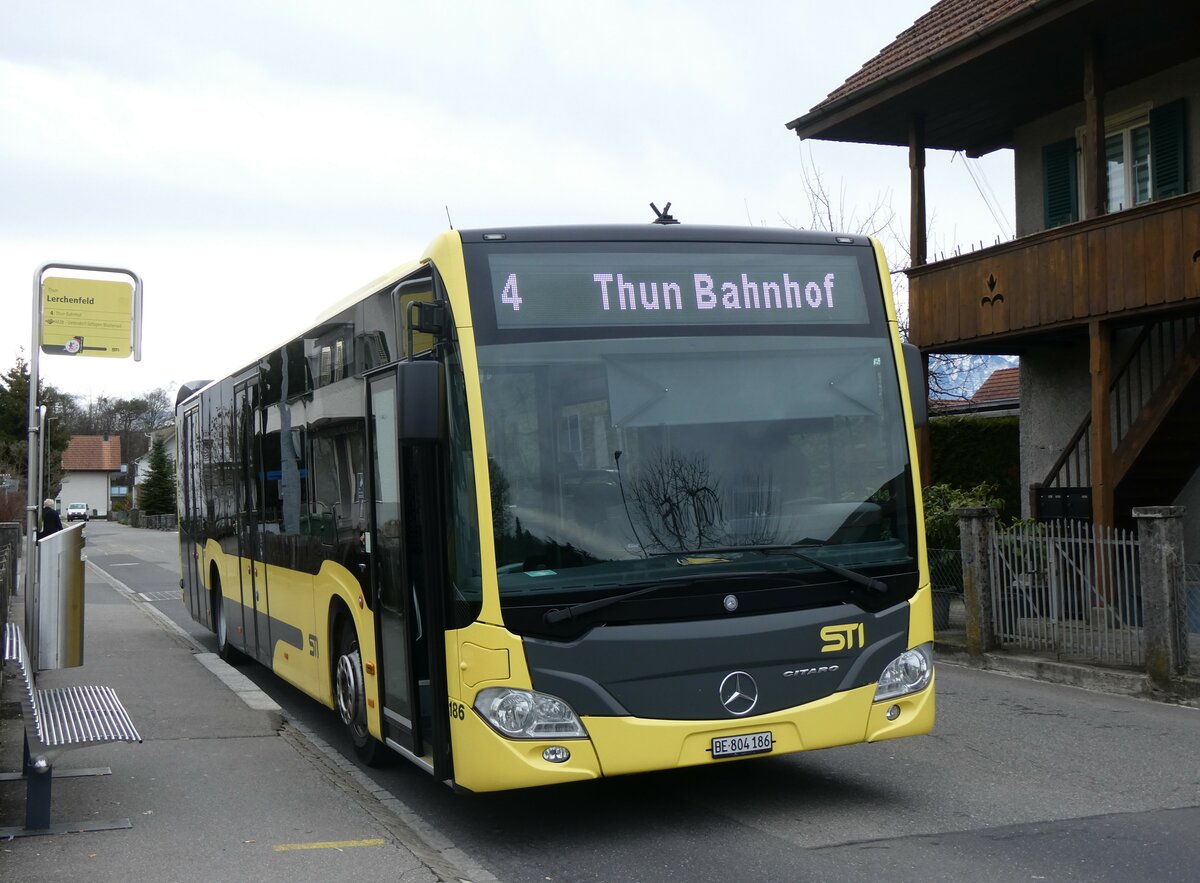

left=273, top=838, right=387, bottom=852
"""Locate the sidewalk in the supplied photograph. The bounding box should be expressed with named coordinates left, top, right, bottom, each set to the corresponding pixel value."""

left=0, top=563, right=482, bottom=882
left=934, top=602, right=1200, bottom=708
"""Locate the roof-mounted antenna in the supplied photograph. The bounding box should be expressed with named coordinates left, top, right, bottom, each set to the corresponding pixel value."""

left=445, top=205, right=454, bottom=230
left=650, top=202, right=680, bottom=225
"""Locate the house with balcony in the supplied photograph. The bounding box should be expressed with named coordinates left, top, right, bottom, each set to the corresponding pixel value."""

left=788, top=0, right=1200, bottom=550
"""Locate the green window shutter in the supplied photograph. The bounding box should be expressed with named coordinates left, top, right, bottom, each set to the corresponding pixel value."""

left=1150, top=99, right=1186, bottom=200
left=1043, top=138, right=1078, bottom=228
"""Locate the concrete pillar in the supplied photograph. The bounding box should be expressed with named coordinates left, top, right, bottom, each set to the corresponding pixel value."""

left=957, top=507, right=998, bottom=656
left=1134, top=506, right=1189, bottom=685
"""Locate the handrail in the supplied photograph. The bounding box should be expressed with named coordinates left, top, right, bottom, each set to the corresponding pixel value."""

left=1110, top=316, right=1199, bottom=446
left=1042, top=316, right=1200, bottom=490
left=1042, top=413, right=1092, bottom=490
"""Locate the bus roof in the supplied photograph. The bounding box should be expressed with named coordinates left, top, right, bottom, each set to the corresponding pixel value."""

left=456, top=225, right=872, bottom=247
left=175, top=225, right=876, bottom=410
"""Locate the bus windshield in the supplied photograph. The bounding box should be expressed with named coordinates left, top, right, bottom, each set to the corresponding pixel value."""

left=467, top=238, right=918, bottom=631
left=478, top=333, right=916, bottom=608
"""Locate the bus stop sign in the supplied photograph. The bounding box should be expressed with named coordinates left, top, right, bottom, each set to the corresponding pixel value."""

left=40, top=275, right=137, bottom=359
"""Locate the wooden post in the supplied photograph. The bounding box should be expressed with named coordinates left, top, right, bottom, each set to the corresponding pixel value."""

left=1089, top=319, right=1113, bottom=527
left=909, top=115, right=927, bottom=268
left=1089, top=319, right=1115, bottom=615
left=1083, top=37, right=1107, bottom=220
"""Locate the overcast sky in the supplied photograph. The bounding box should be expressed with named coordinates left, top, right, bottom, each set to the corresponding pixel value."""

left=2, top=1, right=1014, bottom=404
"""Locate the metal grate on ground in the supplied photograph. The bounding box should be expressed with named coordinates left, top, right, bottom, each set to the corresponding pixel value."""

left=139, top=590, right=181, bottom=603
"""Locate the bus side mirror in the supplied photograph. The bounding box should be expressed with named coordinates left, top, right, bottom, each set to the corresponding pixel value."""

left=902, top=343, right=928, bottom=428
left=407, top=300, right=448, bottom=358
left=397, top=360, right=445, bottom=443
left=410, top=300, right=447, bottom=336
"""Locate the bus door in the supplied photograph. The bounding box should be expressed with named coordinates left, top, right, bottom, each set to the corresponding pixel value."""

left=234, top=380, right=266, bottom=663
left=179, top=404, right=208, bottom=624
left=366, top=366, right=450, bottom=775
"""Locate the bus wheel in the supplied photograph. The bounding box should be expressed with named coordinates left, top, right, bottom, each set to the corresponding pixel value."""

left=213, top=577, right=242, bottom=664
left=335, top=619, right=385, bottom=766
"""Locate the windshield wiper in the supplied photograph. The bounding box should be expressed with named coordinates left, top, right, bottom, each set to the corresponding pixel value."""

left=668, top=544, right=889, bottom=595
left=543, top=569, right=812, bottom=624
left=543, top=581, right=673, bottom=624
left=542, top=549, right=888, bottom=625
left=786, top=551, right=888, bottom=594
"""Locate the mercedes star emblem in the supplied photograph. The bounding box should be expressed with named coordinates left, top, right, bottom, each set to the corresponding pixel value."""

left=718, top=671, right=758, bottom=716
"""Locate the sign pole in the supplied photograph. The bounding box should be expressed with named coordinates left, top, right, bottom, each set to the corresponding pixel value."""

left=25, top=267, right=42, bottom=655
left=25, top=263, right=142, bottom=662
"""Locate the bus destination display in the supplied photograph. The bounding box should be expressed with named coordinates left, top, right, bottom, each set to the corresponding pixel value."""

left=488, top=251, right=870, bottom=328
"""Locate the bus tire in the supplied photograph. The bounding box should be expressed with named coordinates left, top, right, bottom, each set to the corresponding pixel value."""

left=213, top=575, right=243, bottom=664
left=335, top=618, right=386, bottom=766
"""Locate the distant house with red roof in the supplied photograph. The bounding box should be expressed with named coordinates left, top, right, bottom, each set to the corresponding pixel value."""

left=58, top=434, right=123, bottom=518
left=932, top=367, right=1020, bottom=417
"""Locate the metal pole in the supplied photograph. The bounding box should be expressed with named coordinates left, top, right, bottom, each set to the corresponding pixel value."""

left=25, top=262, right=143, bottom=664
left=26, top=267, right=43, bottom=663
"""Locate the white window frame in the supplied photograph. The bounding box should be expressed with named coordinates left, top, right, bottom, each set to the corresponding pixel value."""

left=1075, top=103, right=1153, bottom=213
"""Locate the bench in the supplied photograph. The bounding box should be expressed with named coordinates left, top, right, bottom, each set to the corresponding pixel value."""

left=1, top=621, right=142, bottom=836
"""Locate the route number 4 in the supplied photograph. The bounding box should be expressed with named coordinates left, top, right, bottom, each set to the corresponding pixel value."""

left=501, top=273, right=522, bottom=311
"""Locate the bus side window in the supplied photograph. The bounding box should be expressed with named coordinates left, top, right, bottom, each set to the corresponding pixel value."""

left=309, top=434, right=342, bottom=544
left=310, top=428, right=368, bottom=547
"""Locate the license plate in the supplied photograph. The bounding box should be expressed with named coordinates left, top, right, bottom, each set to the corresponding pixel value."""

left=711, top=731, right=773, bottom=759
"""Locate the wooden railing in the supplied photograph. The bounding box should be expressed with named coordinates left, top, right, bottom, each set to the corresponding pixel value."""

left=909, top=191, right=1200, bottom=351
left=1040, top=316, right=1200, bottom=492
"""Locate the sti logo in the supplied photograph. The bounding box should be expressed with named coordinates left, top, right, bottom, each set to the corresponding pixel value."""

left=820, top=623, right=865, bottom=653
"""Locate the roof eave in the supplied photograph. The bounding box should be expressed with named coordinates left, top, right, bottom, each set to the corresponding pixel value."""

left=785, top=0, right=1087, bottom=148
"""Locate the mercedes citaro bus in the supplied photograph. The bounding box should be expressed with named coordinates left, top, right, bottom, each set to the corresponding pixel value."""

left=176, top=224, right=934, bottom=792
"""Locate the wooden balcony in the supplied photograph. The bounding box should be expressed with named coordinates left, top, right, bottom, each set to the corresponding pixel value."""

left=908, top=191, right=1200, bottom=353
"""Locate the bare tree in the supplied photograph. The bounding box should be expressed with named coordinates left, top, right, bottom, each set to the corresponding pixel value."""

left=630, top=449, right=725, bottom=552
left=783, top=146, right=983, bottom=402
left=63, top=386, right=177, bottom=465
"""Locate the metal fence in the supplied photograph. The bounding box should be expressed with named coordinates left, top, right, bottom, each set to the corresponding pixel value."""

left=990, top=520, right=1143, bottom=666
left=0, top=543, right=10, bottom=629
left=123, top=510, right=178, bottom=530
left=929, top=548, right=963, bottom=631
left=1182, top=564, right=1200, bottom=667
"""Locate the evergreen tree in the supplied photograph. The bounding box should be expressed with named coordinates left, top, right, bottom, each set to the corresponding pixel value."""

left=0, top=355, right=73, bottom=497
left=139, top=435, right=177, bottom=516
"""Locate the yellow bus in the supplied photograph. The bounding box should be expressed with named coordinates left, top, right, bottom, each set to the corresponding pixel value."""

left=176, top=225, right=934, bottom=792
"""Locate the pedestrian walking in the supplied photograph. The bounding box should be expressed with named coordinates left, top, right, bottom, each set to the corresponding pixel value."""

left=40, top=498, right=63, bottom=538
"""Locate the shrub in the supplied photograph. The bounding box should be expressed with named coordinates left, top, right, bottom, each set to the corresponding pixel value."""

left=923, top=481, right=1003, bottom=551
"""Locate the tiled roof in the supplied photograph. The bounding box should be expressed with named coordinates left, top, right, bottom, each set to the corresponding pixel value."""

left=971, top=367, right=1020, bottom=404
left=815, top=0, right=1039, bottom=109
left=62, top=435, right=123, bottom=471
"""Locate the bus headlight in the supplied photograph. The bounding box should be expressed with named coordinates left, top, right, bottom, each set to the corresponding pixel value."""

left=473, top=687, right=588, bottom=739
left=873, top=643, right=933, bottom=702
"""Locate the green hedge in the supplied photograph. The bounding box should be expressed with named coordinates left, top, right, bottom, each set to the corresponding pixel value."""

left=930, top=415, right=1019, bottom=520
left=922, top=482, right=1003, bottom=550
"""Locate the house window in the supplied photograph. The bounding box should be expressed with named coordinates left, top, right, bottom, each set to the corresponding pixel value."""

left=1045, top=99, right=1186, bottom=229
left=1076, top=104, right=1152, bottom=215
left=1104, top=122, right=1151, bottom=212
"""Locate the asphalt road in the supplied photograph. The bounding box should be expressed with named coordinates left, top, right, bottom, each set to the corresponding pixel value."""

left=87, top=521, right=1200, bottom=883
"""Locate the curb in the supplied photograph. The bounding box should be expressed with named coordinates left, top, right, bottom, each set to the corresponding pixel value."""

left=934, top=639, right=1200, bottom=708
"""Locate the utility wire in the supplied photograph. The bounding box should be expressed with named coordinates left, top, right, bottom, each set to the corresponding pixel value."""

left=955, top=151, right=1013, bottom=241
